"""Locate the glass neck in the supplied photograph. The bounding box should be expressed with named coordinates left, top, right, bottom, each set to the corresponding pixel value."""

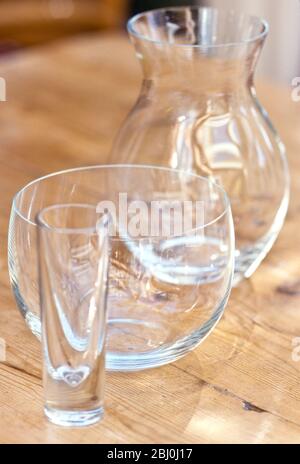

left=131, top=37, right=265, bottom=93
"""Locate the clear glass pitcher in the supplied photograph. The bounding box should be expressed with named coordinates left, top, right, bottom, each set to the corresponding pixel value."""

left=111, top=7, right=290, bottom=284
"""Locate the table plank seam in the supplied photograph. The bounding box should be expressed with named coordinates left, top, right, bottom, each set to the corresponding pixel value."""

left=2, top=361, right=41, bottom=383
left=173, top=364, right=300, bottom=430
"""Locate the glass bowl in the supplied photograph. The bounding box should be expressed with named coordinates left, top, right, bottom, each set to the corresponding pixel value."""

left=8, top=165, right=234, bottom=371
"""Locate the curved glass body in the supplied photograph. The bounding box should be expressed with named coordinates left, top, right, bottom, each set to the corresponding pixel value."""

left=111, top=7, right=290, bottom=283
left=8, top=165, right=234, bottom=371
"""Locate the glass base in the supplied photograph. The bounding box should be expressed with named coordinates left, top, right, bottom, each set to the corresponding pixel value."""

left=44, top=406, right=104, bottom=427
left=233, top=227, right=287, bottom=286
left=21, top=294, right=228, bottom=372
left=106, top=293, right=228, bottom=371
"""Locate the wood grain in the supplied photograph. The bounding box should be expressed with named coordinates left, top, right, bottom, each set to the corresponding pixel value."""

left=0, top=33, right=299, bottom=444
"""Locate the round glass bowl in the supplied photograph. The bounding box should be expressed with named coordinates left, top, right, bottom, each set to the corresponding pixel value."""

left=8, top=165, right=234, bottom=371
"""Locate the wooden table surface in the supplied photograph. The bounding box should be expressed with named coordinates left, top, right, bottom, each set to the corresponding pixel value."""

left=0, top=33, right=299, bottom=444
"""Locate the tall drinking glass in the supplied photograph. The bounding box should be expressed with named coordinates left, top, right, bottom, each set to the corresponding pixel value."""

left=37, top=204, right=110, bottom=427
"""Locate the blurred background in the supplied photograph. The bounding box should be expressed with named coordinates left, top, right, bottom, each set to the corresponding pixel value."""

left=0, top=0, right=299, bottom=84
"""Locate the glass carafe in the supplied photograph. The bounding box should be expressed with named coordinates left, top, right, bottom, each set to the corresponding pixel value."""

left=111, top=7, right=290, bottom=284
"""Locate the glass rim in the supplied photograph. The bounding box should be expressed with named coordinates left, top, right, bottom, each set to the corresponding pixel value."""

left=36, top=203, right=110, bottom=235
left=127, top=6, right=269, bottom=49
left=12, top=164, right=231, bottom=230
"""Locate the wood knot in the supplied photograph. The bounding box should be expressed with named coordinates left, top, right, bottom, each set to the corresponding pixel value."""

left=243, top=401, right=266, bottom=413
left=277, top=280, right=300, bottom=296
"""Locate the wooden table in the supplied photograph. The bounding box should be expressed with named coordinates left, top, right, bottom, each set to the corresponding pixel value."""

left=0, top=33, right=299, bottom=444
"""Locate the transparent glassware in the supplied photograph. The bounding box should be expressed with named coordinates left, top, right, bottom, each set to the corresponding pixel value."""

left=111, top=7, right=290, bottom=284
left=8, top=165, right=234, bottom=371
left=37, top=205, right=110, bottom=427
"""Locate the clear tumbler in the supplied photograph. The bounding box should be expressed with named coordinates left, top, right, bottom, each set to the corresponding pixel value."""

left=37, top=204, right=110, bottom=427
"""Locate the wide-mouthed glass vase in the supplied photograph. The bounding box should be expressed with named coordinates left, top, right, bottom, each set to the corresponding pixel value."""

left=8, top=165, right=234, bottom=371
left=111, top=7, right=290, bottom=284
